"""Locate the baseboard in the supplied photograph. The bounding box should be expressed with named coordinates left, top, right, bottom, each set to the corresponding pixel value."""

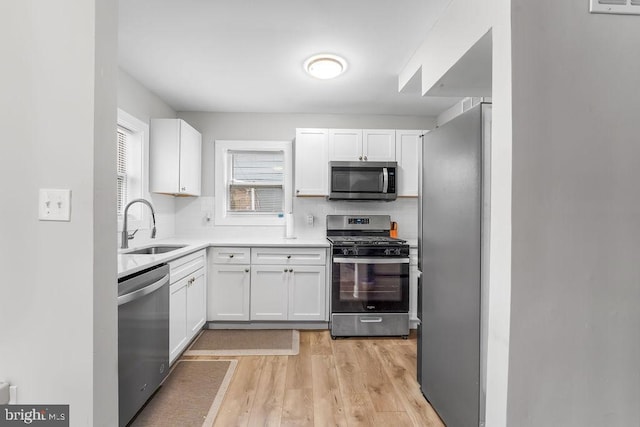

left=207, top=321, right=329, bottom=330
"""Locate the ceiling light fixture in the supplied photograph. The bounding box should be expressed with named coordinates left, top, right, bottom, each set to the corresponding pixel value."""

left=304, top=54, right=347, bottom=80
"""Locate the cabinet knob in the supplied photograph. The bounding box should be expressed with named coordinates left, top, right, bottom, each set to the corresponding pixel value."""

left=181, top=186, right=186, bottom=191
left=284, top=268, right=288, bottom=273
left=359, top=156, right=363, bottom=161
left=364, top=155, right=368, bottom=161
left=229, top=254, right=234, bottom=258
left=289, top=269, right=294, bottom=273
left=296, top=189, right=300, bottom=194
left=287, top=255, right=291, bottom=259
left=244, top=268, right=250, bottom=273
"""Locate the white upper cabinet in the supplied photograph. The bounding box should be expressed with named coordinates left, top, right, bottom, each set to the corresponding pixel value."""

left=395, top=130, right=425, bottom=197
left=295, top=128, right=329, bottom=196
left=328, top=129, right=363, bottom=161
left=328, top=129, right=395, bottom=162
left=150, top=118, right=202, bottom=196
left=362, top=129, right=396, bottom=161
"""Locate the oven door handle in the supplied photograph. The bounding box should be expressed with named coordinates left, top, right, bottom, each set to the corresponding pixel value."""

left=332, top=257, right=410, bottom=264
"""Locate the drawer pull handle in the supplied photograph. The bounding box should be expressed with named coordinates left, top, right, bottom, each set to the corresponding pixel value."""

left=360, top=317, right=383, bottom=323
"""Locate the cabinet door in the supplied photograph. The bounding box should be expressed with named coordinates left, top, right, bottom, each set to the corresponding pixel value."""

left=150, top=118, right=181, bottom=194
left=395, top=130, right=424, bottom=197
left=178, top=120, right=202, bottom=196
left=169, top=280, right=188, bottom=364
left=288, top=265, right=326, bottom=321
left=363, top=129, right=396, bottom=161
left=295, top=128, right=329, bottom=196
left=328, top=129, right=363, bottom=161
left=250, top=265, right=288, bottom=320
left=208, top=264, right=250, bottom=321
left=186, top=268, right=206, bottom=337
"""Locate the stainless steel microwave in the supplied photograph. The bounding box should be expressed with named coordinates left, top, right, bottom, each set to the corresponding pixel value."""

left=328, top=161, right=397, bottom=201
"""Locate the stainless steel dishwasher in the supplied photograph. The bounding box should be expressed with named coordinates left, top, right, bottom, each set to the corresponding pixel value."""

left=118, top=263, right=170, bottom=427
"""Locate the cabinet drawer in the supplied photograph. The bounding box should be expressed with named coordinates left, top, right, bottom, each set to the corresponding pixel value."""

left=251, top=247, right=326, bottom=265
left=210, top=247, right=251, bottom=264
left=169, top=249, right=206, bottom=283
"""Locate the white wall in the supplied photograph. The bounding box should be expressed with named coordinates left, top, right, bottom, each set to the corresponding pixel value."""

left=399, top=1, right=512, bottom=424
left=117, top=69, right=177, bottom=246
left=0, top=1, right=117, bottom=425
left=484, top=1, right=512, bottom=425
left=399, top=0, right=492, bottom=96
left=174, top=112, right=434, bottom=240
left=93, top=0, right=118, bottom=424
left=507, top=1, right=640, bottom=425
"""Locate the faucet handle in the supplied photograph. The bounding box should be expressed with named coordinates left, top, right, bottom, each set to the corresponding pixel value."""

left=127, top=229, right=139, bottom=240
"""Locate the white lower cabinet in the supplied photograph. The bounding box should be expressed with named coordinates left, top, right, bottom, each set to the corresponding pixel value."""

left=251, top=264, right=326, bottom=321
left=251, top=265, right=288, bottom=320
left=168, top=249, right=207, bottom=364
left=208, top=246, right=329, bottom=323
left=288, top=265, right=326, bottom=321
left=187, top=270, right=206, bottom=335
left=169, top=281, right=188, bottom=363
left=208, top=248, right=251, bottom=321
left=208, top=264, right=251, bottom=321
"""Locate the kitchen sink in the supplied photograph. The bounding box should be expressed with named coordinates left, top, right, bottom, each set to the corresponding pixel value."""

left=124, top=245, right=187, bottom=255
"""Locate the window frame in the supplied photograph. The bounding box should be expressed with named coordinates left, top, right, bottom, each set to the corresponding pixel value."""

left=117, top=109, right=150, bottom=232
left=214, top=140, right=292, bottom=226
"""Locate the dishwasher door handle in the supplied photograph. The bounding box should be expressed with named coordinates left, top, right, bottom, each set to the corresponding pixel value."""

left=118, top=274, right=170, bottom=306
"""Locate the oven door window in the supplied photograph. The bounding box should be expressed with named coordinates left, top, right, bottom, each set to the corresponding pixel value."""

left=332, top=258, right=409, bottom=312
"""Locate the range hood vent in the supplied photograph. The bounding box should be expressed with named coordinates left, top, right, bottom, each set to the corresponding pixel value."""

left=590, top=0, right=640, bottom=14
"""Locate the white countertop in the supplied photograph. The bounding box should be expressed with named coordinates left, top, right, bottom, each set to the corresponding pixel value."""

left=117, top=237, right=331, bottom=278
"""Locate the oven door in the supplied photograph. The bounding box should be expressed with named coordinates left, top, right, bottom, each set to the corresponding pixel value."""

left=331, top=256, right=409, bottom=312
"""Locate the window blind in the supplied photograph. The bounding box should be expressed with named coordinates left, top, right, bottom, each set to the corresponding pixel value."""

left=117, top=128, right=128, bottom=216
left=228, top=151, right=284, bottom=213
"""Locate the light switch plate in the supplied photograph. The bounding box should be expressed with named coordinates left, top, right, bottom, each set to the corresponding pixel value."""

left=39, top=189, right=72, bottom=221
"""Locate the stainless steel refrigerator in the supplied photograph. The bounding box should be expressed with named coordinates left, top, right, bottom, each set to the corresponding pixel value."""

left=417, top=102, right=491, bottom=427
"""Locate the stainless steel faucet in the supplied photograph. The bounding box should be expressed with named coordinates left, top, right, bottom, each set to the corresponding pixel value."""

left=121, top=198, right=157, bottom=249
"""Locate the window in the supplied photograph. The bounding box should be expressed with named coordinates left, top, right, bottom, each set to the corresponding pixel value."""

left=117, top=109, right=149, bottom=230
left=215, top=140, right=292, bottom=226
left=228, top=151, right=284, bottom=213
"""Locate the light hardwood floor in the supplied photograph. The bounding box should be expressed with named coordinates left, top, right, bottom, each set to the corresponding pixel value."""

left=184, top=330, right=444, bottom=427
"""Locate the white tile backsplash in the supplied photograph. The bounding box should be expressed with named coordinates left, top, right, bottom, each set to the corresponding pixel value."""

left=174, top=195, right=418, bottom=241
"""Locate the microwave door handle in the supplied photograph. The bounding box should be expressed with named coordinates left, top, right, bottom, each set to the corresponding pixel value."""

left=382, top=167, right=389, bottom=193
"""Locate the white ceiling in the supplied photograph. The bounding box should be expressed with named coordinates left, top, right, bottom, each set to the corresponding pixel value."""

left=118, top=0, right=460, bottom=116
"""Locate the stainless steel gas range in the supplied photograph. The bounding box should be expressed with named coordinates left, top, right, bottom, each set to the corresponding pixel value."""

left=327, top=214, right=410, bottom=339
